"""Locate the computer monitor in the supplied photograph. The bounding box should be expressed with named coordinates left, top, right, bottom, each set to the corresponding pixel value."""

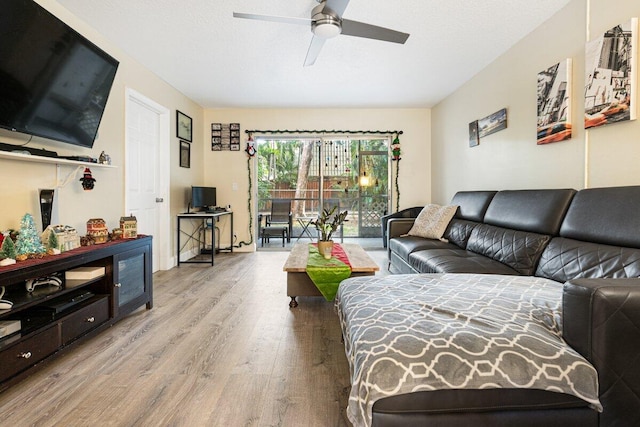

left=190, top=186, right=216, bottom=211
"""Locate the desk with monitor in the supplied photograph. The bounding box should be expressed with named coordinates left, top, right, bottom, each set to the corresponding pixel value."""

left=176, top=210, right=233, bottom=266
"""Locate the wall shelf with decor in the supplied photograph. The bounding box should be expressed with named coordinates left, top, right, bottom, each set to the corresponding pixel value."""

left=0, top=150, right=116, bottom=169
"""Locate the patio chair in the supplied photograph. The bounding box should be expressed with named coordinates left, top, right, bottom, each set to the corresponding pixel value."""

left=263, top=199, right=292, bottom=244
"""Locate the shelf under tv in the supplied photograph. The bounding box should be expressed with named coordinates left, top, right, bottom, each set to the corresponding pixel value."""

left=0, top=150, right=116, bottom=168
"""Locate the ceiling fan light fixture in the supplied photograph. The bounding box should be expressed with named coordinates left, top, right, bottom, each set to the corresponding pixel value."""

left=312, top=18, right=341, bottom=39
left=235, top=0, right=410, bottom=66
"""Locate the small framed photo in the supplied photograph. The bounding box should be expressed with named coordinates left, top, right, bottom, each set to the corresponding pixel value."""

left=176, top=110, right=193, bottom=142
left=468, top=120, right=479, bottom=147
left=179, top=140, right=190, bottom=168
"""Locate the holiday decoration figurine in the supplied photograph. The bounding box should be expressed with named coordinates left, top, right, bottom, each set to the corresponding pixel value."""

left=86, top=218, right=109, bottom=244
left=46, top=230, right=61, bottom=255
left=120, top=215, right=138, bottom=239
left=15, top=213, right=45, bottom=260
left=42, top=225, right=80, bottom=252
left=0, top=232, right=17, bottom=265
left=391, top=136, right=401, bottom=161
left=99, top=151, right=111, bottom=165
left=111, top=228, right=123, bottom=240
left=80, top=167, right=96, bottom=190
left=245, top=135, right=256, bottom=157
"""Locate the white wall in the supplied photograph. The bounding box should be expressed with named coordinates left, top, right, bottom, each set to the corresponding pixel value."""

left=431, top=0, right=640, bottom=204
left=201, top=108, right=431, bottom=251
left=0, top=0, right=203, bottom=260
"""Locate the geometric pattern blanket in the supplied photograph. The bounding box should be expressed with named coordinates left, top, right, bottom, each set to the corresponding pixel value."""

left=335, top=273, right=602, bottom=427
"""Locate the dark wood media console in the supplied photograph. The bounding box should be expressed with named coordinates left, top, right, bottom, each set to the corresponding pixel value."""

left=0, top=236, right=153, bottom=392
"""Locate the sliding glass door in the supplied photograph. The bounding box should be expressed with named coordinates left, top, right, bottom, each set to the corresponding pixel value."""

left=256, top=137, right=390, bottom=244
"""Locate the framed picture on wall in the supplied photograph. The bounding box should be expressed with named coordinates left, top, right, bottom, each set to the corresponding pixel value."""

left=537, top=59, right=572, bottom=145
left=584, top=18, right=637, bottom=129
left=179, top=140, right=190, bottom=168
left=468, top=120, right=479, bottom=147
left=478, top=108, right=507, bottom=138
left=177, top=110, right=193, bottom=142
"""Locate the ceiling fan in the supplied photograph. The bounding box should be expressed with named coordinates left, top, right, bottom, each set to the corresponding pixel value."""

left=233, top=0, right=409, bottom=66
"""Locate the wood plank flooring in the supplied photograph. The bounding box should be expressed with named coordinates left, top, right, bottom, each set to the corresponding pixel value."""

left=0, top=249, right=390, bottom=427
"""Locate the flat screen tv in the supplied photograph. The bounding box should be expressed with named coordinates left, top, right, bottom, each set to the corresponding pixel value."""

left=191, top=186, right=217, bottom=211
left=0, top=0, right=119, bottom=148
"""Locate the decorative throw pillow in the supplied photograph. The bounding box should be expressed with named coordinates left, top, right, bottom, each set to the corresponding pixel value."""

left=406, top=204, right=458, bottom=240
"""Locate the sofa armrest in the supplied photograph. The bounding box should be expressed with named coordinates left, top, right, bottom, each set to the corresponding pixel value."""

left=563, top=278, right=640, bottom=426
left=387, top=218, right=415, bottom=240
left=381, top=207, right=423, bottom=248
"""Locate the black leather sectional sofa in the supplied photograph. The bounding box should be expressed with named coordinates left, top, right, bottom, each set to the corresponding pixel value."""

left=381, top=186, right=640, bottom=426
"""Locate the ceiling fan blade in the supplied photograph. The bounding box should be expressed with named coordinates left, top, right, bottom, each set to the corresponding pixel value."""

left=233, top=12, right=311, bottom=26
left=324, top=0, right=350, bottom=16
left=341, top=19, right=409, bottom=44
left=304, top=36, right=327, bottom=66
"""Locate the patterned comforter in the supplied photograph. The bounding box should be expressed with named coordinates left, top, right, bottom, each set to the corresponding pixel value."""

left=335, top=273, right=602, bottom=427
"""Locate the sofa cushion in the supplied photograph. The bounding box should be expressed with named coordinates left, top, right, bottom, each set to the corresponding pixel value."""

left=484, top=189, right=576, bottom=234
left=466, top=224, right=550, bottom=275
left=450, top=190, right=497, bottom=221
left=389, top=235, right=458, bottom=261
left=408, top=248, right=521, bottom=274
left=536, top=237, right=640, bottom=282
left=559, top=185, right=640, bottom=249
left=443, top=218, right=479, bottom=249
left=407, top=204, right=458, bottom=239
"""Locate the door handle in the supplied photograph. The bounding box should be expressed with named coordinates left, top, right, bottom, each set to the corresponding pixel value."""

left=155, top=197, right=164, bottom=203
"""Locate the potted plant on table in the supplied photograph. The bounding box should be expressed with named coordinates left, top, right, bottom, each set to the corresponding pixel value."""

left=310, top=206, right=348, bottom=259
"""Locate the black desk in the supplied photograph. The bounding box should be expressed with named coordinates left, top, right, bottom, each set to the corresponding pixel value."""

left=177, top=211, right=233, bottom=266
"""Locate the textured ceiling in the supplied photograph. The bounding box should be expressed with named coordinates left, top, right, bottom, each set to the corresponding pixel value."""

left=56, top=0, right=571, bottom=109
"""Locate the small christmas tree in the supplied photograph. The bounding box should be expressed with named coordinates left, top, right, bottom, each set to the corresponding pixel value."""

left=16, top=213, right=45, bottom=256
left=0, top=234, right=17, bottom=259
left=48, top=230, right=60, bottom=253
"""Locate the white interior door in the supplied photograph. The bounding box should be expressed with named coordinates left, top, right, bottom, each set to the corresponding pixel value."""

left=125, top=88, right=170, bottom=272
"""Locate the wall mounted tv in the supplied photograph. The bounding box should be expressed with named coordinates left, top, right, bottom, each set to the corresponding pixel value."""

left=191, top=186, right=217, bottom=211
left=0, top=0, right=119, bottom=148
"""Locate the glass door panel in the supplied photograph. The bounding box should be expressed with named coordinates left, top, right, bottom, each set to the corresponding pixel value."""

left=356, top=140, right=389, bottom=238
left=257, top=139, right=320, bottom=242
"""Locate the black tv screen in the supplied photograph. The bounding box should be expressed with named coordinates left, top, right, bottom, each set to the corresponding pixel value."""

left=191, top=186, right=217, bottom=210
left=0, top=0, right=119, bottom=148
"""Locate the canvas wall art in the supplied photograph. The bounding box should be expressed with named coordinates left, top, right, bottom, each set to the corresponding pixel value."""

left=584, top=18, right=637, bottom=129
left=537, top=59, right=572, bottom=145
left=468, top=120, right=479, bottom=147
left=478, top=108, right=507, bottom=138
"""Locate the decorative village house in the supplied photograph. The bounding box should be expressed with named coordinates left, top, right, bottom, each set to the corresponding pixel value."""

left=120, top=216, right=138, bottom=239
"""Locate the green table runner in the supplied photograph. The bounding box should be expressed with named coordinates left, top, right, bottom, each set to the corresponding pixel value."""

left=306, top=244, right=352, bottom=301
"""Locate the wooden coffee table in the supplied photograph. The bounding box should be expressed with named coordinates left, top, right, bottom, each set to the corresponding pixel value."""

left=283, top=242, right=380, bottom=307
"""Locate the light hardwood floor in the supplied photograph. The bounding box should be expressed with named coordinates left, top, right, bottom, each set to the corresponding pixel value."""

left=0, top=249, right=390, bottom=427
